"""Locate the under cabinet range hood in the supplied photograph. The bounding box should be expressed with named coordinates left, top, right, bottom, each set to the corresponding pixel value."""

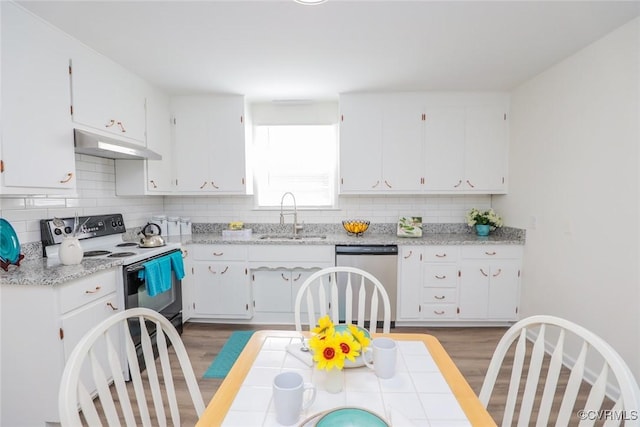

left=73, top=129, right=162, bottom=160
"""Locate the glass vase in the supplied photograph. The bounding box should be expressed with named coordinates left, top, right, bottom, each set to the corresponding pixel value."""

left=324, top=368, right=344, bottom=393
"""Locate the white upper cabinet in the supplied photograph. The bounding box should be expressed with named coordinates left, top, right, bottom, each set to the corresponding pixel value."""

left=339, top=92, right=509, bottom=195
left=171, top=95, right=247, bottom=194
left=1, top=3, right=77, bottom=194
left=463, top=105, right=509, bottom=192
left=339, top=94, right=383, bottom=192
left=339, top=93, right=423, bottom=193
left=115, top=85, right=174, bottom=195
left=70, top=48, right=147, bottom=144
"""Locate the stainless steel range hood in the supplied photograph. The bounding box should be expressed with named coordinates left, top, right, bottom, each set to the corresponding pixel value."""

left=74, top=129, right=162, bottom=160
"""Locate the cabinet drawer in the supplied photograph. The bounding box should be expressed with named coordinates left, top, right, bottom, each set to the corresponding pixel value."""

left=423, top=265, right=458, bottom=286
left=422, top=246, right=458, bottom=262
left=423, top=287, right=456, bottom=304
left=421, top=303, right=458, bottom=319
left=59, top=269, right=118, bottom=313
left=192, top=244, right=247, bottom=261
left=461, top=245, right=523, bottom=260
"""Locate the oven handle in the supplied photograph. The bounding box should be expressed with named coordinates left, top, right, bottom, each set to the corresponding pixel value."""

left=124, top=249, right=182, bottom=274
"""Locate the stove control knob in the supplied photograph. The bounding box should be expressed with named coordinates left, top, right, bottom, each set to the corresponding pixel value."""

left=64, top=226, right=73, bottom=235
left=54, top=228, right=63, bottom=236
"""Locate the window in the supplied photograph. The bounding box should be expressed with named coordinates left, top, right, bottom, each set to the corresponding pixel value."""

left=253, top=124, right=338, bottom=208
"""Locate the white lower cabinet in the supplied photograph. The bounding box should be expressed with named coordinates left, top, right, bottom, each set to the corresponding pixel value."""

left=189, top=245, right=252, bottom=319
left=398, top=245, right=522, bottom=324
left=248, top=245, right=334, bottom=323
left=458, top=246, right=522, bottom=320
left=0, top=268, right=121, bottom=426
left=251, top=268, right=320, bottom=314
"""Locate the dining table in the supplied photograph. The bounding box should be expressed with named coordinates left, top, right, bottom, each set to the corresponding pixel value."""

left=195, top=330, right=497, bottom=427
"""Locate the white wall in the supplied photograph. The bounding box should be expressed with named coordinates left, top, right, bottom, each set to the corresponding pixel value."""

left=493, top=17, right=640, bottom=377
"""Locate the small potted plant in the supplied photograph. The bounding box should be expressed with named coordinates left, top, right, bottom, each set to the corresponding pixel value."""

left=466, top=208, right=503, bottom=236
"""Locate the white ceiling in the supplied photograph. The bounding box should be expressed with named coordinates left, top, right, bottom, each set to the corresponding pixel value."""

left=17, top=0, right=640, bottom=101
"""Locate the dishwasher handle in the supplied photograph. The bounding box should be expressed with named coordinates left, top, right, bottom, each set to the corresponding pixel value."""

left=335, top=245, right=398, bottom=255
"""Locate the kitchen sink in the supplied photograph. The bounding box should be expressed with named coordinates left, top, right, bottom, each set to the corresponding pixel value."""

left=258, top=234, right=327, bottom=241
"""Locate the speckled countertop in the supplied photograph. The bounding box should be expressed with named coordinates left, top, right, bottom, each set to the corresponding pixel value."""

left=1, top=257, right=122, bottom=286
left=2, top=223, right=524, bottom=286
left=183, top=222, right=525, bottom=246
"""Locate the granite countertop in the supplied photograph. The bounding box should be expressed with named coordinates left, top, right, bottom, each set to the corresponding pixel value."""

left=182, top=231, right=524, bottom=246
left=3, top=223, right=524, bottom=287
left=1, top=257, right=123, bottom=286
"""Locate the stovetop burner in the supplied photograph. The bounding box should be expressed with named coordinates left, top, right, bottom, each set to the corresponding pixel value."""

left=84, top=250, right=112, bottom=257
left=108, top=252, right=137, bottom=258
left=117, top=242, right=138, bottom=247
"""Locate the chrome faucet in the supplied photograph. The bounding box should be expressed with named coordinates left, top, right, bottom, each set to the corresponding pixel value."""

left=280, top=192, right=303, bottom=235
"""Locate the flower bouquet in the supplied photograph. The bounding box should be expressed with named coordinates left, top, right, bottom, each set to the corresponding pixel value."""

left=465, top=208, right=503, bottom=236
left=308, top=315, right=371, bottom=369
left=308, top=315, right=371, bottom=392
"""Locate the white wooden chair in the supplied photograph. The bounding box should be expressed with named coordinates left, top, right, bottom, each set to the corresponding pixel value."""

left=58, top=307, right=205, bottom=427
left=480, top=315, right=640, bottom=427
left=294, top=266, right=391, bottom=334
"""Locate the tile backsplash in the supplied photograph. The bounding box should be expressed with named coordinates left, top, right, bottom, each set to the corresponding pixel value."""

left=1, top=155, right=491, bottom=245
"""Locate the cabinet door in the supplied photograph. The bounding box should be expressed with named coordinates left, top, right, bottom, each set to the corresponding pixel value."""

left=458, top=263, right=490, bottom=319
left=193, top=262, right=251, bottom=318
left=145, top=87, right=174, bottom=192
left=1, top=2, right=76, bottom=193
left=381, top=95, right=424, bottom=192
left=463, top=106, right=508, bottom=192
left=61, top=293, right=121, bottom=395
left=423, top=107, right=466, bottom=191
left=397, top=247, right=422, bottom=320
left=70, top=49, right=146, bottom=143
left=252, top=269, right=293, bottom=313
left=290, top=268, right=325, bottom=316
left=208, top=96, right=247, bottom=192
left=172, top=95, right=246, bottom=193
left=487, top=262, right=520, bottom=320
left=172, top=97, right=211, bottom=191
left=339, top=94, right=383, bottom=192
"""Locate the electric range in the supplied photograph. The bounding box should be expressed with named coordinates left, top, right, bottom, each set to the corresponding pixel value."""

left=40, top=213, right=181, bottom=265
left=40, top=213, right=184, bottom=371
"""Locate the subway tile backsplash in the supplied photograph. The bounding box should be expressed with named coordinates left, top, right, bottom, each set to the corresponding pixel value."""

left=1, top=155, right=492, bottom=245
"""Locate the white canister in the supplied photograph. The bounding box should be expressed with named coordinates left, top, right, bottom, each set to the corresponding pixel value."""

left=179, top=217, right=192, bottom=237
left=151, top=214, right=168, bottom=236
left=167, top=216, right=180, bottom=236
left=59, top=237, right=84, bottom=265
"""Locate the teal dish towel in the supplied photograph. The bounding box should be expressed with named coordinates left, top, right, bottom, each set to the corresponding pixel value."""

left=169, top=250, right=185, bottom=280
left=138, top=251, right=185, bottom=296
left=139, top=256, right=172, bottom=297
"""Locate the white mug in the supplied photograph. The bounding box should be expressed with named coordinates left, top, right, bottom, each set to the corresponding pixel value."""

left=272, top=371, right=316, bottom=426
left=363, top=337, right=397, bottom=379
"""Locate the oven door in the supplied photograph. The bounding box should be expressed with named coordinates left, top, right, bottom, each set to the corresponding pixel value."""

left=123, top=249, right=183, bottom=370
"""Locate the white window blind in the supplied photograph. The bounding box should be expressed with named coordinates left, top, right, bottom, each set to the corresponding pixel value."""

left=253, top=124, right=338, bottom=207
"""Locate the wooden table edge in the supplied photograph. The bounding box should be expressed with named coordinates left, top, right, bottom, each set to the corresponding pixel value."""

left=196, top=330, right=496, bottom=427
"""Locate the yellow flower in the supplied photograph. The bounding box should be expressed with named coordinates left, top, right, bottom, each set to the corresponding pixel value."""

left=311, top=334, right=345, bottom=371
left=335, top=330, right=361, bottom=362
left=311, top=315, right=335, bottom=337
left=347, top=324, right=370, bottom=350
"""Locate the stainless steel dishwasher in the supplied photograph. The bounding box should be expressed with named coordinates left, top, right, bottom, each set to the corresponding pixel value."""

left=335, top=245, right=398, bottom=328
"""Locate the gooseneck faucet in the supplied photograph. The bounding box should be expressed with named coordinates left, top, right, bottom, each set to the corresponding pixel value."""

left=280, top=192, right=303, bottom=235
